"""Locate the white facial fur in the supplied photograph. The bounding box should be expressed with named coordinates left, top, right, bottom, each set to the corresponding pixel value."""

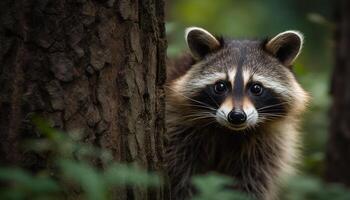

left=216, top=100, right=259, bottom=131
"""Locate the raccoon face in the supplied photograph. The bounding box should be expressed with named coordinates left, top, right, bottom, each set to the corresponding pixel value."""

left=170, top=27, right=309, bottom=132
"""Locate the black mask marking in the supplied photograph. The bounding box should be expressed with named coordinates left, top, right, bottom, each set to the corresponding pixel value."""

left=232, top=47, right=246, bottom=108
left=249, top=88, right=287, bottom=116
left=193, top=84, right=230, bottom=111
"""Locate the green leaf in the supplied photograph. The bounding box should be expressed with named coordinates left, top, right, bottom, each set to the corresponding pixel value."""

left=191, top=173, right=251, bottom=200
left=0, top=168, right=60, bottom=199
left=58, top=159, right=107, bottom=200
left=104, top=164, right=161, bottom=188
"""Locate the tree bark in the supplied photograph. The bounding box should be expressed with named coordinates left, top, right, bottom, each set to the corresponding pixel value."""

left=0, top=0, right=166, bottom=199
left=325, top=0, right=350, bottom=186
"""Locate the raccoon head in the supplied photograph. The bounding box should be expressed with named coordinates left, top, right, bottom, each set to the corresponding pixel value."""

left=168, top=27, right=309, bottom=132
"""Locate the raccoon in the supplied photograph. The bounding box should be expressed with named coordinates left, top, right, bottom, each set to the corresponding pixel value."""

left=165, top=27, right=309, bottom=200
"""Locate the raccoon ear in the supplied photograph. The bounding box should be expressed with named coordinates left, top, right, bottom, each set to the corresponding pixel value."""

left=185, top=27, right=221, bottom=59
left=265, top=30, right=304, bottom=66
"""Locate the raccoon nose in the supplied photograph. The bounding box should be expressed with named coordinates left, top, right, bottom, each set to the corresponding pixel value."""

left=228, top=110, right=247, bottom=125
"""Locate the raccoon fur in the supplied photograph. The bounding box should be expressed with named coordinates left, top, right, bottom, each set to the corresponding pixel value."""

left=165, top=27, right=310, bottom=200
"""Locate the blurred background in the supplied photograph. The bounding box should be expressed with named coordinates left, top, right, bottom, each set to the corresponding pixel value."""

left=166, top=0, right=333, bottom=177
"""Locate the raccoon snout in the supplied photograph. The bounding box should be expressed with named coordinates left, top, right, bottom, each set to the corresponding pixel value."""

left=228, top=109, right=247, bottom=125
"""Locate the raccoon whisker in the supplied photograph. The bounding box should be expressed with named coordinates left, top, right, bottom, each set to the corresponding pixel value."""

left=258, top=110, right=287, bottom=115
left=167, top=114, right=215, bottom=124
left=194, top=118, right=217, bottom=129
left=258, top=113, right=286, bottom=119
left=185, top=116, right=215, bottom=123
left=216, top=111, right=228, bottom=122
left=183, top=112, right=217, bottom=123
left=259, top=113, right=287, bottom=119
left=257, top=104, right=287, bottom=111
left=257, top=102, right=290, bottom=111
left=247, top=113, right=259, bottom=128
left=180, top=113, right=216, bottom=122
left=256, top=118, right=266, bottom=124
left=259, top=110, right=286, bottom=115
left=175, top=103, right=216, bottom=111
left=182, top=104, right=216, bottom=111
left=184, top=116, right=216, bottom=123
left=196, top=121, right=217, bottom=133
left=259, top=118, right=279, bottom=123
left=258, top=112, right=286, bottom=118
left=166, top=86, right=215, bottom=109
left=181, top=111, right=216, bottom=117
left=203, top=90, right=220, bottom=108
left=260, top=117, right=278, bottom=122
left=175, top=112, right=216, bottom=123
left=259, top=112, right=286, bottom=116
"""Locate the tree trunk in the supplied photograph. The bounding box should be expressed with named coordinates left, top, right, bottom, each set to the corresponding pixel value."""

left=0, top=0, right=166, bottom=199
left=325, top=0, right=350, bottom=186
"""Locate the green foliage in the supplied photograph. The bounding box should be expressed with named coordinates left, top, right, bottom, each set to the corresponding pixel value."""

left=281, top=175, right=350, bottom=200
left=0, top=119, right=249, bottom=200
left=0, top=168, right=60, bottom=200
left=192, top=173, right=251, bottom=200
left=1, top=119, right=350, bottom=199
left=0, top=118, right=161, bottom=200
left=193, top=174, right=350, bottom=200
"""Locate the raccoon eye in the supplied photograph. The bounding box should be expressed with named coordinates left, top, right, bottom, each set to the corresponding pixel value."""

left=214, top=81, right=228, bottom=94
left=250, top=83, right=263, bottom=95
